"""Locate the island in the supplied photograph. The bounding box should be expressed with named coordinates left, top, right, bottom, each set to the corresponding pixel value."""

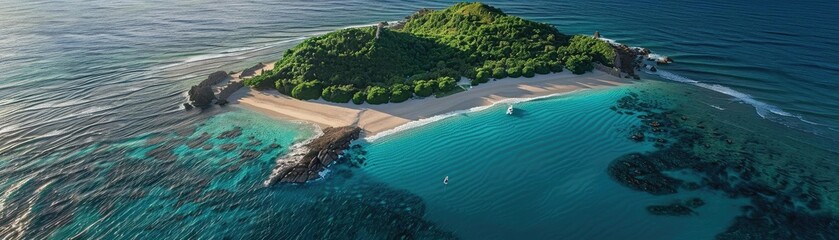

left=191, top=2, right=663, bottom=184
left=242, top=2, right=619, bottom=100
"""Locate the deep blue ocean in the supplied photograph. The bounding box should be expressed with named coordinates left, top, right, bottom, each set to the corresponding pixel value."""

left=1, top=0, right=837, bottom=239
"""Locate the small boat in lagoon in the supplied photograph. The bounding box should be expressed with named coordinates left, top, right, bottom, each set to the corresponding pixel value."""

left=506, top=105, right=514, bottom=115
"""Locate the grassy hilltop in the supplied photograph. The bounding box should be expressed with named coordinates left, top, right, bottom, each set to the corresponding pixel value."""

left=245, top=2, right=615, bottom=104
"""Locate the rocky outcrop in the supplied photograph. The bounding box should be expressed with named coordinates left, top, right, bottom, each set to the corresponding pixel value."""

left=612, top=44, right=641, bottom=77
left=265, top=126, right=361, bottom=185
left=216, top=81, right=244, bottom=104
left=240, top=63, right=265, bottom=78
left=595, top=32, right=673, bottom=80
left=187, top=85, right=215, bottom=109
left=186, top=71, right=230, bottom=109
left=201, top=71, right=230, bottom=87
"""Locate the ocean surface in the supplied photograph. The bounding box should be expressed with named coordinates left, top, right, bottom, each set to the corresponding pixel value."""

left=1, top=0, right=838, bottom=239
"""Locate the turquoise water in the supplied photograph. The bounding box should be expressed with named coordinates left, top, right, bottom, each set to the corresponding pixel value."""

left=361, top=86, right=747, bottom=239
left=1, top=0, right=838, bottom=239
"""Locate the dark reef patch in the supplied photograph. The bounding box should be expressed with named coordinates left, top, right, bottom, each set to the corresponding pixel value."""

left=608, top=87, right=839, bottom=239
left=216, top=126, right=242, bottom=139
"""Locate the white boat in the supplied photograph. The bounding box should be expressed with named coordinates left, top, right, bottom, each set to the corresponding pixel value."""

left=443, top=176, right=449, bottom=185
left=506, top=105, right=514, bottom=115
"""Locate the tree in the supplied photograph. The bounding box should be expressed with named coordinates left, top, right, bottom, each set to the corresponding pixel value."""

left=390, top=83, right=413, bottom=103
left=352, top=91, right=366, bottom=105
left=321, top=85, right=356, bottom=103
left=241, top=3, right=618, bottom=104
left=565, top=55, right=593, bottom=74
left=437, top=76, right=457, bottom=92
left=522, top=66, right=535, bottom=78
left=291, top=81, right=322, bottom=100
left=492, top=67, right=507, bottom=79
left=506, top=66, right=522, bottom=78
left=549, top=61, right=564, bottom=73
left=475, top=70, right=490, bottom=83
left=366, top=86, right=390, bottom=104
left=534, top=63, right=550, bottom=74
left=413, top=80, right=435, bottom=97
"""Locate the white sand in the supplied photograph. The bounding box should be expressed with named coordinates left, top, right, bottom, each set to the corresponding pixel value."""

left=228, top=70, right=629, bottom=136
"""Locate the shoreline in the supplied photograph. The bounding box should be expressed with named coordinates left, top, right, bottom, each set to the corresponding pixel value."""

left=228, top=70, right=630, bottom=139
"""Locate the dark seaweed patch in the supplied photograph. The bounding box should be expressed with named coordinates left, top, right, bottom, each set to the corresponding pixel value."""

left=609, top=90, right=839, bottom=239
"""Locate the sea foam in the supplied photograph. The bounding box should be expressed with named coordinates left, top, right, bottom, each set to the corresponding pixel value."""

left=654, top=69, right=793, bottom=118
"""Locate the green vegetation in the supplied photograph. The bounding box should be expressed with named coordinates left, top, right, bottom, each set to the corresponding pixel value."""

left=321, top=85, right=356, bottom=103
left=413, top=80, right=436, bottom=97
left=352, top=91, right=366, bottom=104
left=565, top=54, right=594, bottom=75
left=245, top=2, right=616, bottom=103
left=291, top=81, right=322, bottom=100
left=366, top=86, right=390, bottom=104
left=389, top=83, right=412, bottom=103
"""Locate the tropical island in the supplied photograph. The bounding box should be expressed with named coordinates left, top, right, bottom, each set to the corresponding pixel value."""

left=204, top=2, right=652, bottom=136
left=241, top=2, right=618, bottom=104
left=185, top=2, right=649, bottom=183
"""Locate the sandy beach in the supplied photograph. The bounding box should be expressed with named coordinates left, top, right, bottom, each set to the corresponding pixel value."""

left=228, top=70, right=629, bottom=137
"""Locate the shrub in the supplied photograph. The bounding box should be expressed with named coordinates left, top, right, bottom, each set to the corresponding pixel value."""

left=506, top=67, right=522, bottom=78
left=366, top=86, right=390, bottom=104
left=352, top=91, right=366, bottom=105
left=549, top=61, right=564, bottom=73
left=390, top=83, right=413, bottom=103
left=534, top=63, right=550, bottom=74
left=492, top=67, right=507, bottom=79
left=321, top=85, right=356, bottom=103
left=437, top=76, right=457, bottom=92
left=291, top=81, right=322, bottom=100
left=413, top=80, right=435, bottom=97
left=275, top=79, right=295, bottom=95
left=475, top=70, right=490, bottom=83
left=565, top=54, right=594, bottom=74
left=522, top=66, right=535, bottom=78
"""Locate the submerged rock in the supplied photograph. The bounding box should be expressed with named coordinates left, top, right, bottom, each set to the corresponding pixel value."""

left=647, top=203, right=694, bottom=216
left=685, top=198, right=705, bottom=208
left=217, top=127, right=242, bottom=139
left=267, top=126, right=361, bottom=185
left=239, top=149, right=262, bottom=161
left=187, top=132, right=212, bottom=148
left=219, top=143, right=238, bottom=152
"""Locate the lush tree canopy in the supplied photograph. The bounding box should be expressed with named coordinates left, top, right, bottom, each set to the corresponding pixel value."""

left=244, top=2, right=616, bottom=103
left=565, top=55, right=594, bottom=74
left=321, top=85, right=356, bottom=103
left=389, top=83, right=413, bottom=103
left=366, top=86, right=390, bottom=104
left=291, top=81, right=322, bottom=100
left=352, top=91, right=366, bottom=105
left=413, top=80, right=436, bottom=97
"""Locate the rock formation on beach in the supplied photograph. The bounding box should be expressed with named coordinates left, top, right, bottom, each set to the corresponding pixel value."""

left=187, top=85, right=215, bottom=109
left=202, top=71, right=230, bottom=87
left=186, top=71, right=230, bottom=109
left=265, top=126, right=361, bottom=185
left=240, top=62, right=265, bottom=78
